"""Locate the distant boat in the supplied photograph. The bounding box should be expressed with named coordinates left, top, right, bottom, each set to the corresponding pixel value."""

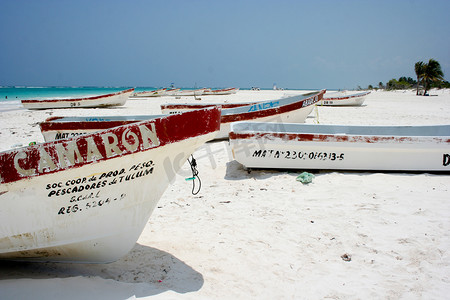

left=172, top=88, right=206, bottom=97
left=21, top=88, right=133, bottom=110
left=160, top=91, right=320, bottom=115
left=0, top=107, right=221, bottom=263
left=229, top=122, right=450, bottom=171
left=318, top=91, right=370, bottom=106
left=203, top=87, right=239, bottom=95
left=130, top=88, right=167, bottom=98
left=129, top=88, right=182, bottom=98
left=164, top=88, right=181, bottom=96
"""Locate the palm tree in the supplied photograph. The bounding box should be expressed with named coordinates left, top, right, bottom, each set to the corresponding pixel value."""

left=414, top=61, right=424, bottom=95
left=422, top=59, right=444, bottom=95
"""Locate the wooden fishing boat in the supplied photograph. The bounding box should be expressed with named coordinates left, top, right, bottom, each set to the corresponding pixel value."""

left=160, top=91, right=319, bottom=115
left=229, top=122, right=450, bottom=171
left=0, top=107, right=221, bottom=263
left=40, top=90, right=325, bottom=141
left=203, top=87, right=239, bottom=95
left=172, top=88, right=206, bottom=97
left=130, top=88, right=183, bottom=98
left=164, top=88, right=181, bottom=96
left=318, top=91, right=370, bottom=106
left=172, top=90, right=325, bottom=139
left=21, top=88, right=134, bottom=110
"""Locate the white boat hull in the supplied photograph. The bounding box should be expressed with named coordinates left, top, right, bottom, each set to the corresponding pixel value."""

left=229, top=122, right=450, bottom=171
left=129, top=88, right=178, bottom=98
left=21, top=89, right=133, bottom=110
left=0, top=142, right=201, bottom=262
left=318, top=91, right=370, bottom=106
left=164, top=88, right=181, bottom=96
left=0, top=108, right=221, bottom=262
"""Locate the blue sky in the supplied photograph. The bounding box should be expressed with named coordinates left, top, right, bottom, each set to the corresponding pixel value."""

left=1, top=0, right=449, bottom=89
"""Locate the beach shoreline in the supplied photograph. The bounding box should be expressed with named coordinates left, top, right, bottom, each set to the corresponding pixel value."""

left=0, top=89, right=449, bottom=299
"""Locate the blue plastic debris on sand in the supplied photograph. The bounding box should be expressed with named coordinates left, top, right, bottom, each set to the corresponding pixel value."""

left=296, top=172, right=315, bottom=184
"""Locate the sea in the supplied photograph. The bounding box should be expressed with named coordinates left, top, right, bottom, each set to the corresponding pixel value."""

left=0, top=86, right=152, bottom=102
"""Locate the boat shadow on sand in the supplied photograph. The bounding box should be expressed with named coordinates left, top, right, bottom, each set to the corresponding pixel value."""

left=0, top=244, right=203, bottom=298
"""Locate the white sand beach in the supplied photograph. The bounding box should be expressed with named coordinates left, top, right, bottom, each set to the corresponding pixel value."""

left=0, top=89, right=449, bottom=299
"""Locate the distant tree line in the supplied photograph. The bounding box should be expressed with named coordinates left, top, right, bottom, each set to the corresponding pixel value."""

left=366, top=59, right=449, bottom=95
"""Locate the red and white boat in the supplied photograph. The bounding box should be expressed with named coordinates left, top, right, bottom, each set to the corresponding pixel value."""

left=130, top=88, right=167, bottom=97
left=21, top=88, right=134, bottom=110
left=130, top=88, right=182, bottom=98
left=165, top=90, right=325, bottom=139
left=172, top=88, right=206, bottom=97
left=203, top=87, right=239, bottom=95
left=318, top=91, right=370, bottom=106
left=229, top=122, right=450, bottom=171
left=0, top=107, right=221, bottom=263
left=40, top=90, right=325, bottom=141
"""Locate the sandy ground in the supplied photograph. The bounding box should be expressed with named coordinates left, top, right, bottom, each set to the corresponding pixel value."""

left=0, top=89, right=449, bottom=299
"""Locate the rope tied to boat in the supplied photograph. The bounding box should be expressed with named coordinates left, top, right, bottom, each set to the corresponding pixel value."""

left=185, top=155, right=201, bottom=195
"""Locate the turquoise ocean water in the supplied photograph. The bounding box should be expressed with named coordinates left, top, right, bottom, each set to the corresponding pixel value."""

left=0, top=87, right=147, bottom=102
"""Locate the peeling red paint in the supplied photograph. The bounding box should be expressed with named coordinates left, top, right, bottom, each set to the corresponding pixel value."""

left=229, top=131, right=450, bottom=144
left=0, top=107, right=221, bottom=185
